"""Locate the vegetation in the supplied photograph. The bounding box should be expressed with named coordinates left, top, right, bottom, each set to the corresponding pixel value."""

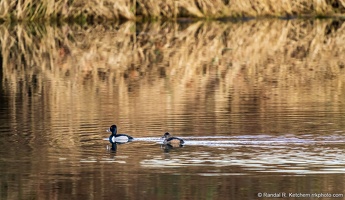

left=0, top=0, right=344, bottom=22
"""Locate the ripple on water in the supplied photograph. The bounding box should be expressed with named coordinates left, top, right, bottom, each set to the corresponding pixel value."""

left=137, top=134, right=345, bottom=174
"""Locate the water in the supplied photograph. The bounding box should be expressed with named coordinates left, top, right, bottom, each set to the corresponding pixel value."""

left=1, top=19, right=345, bottom=199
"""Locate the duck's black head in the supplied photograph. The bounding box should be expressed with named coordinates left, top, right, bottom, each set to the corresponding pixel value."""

left=162, top=132, right=171, bottom=139
left=109, top=125, right=117, bottom=135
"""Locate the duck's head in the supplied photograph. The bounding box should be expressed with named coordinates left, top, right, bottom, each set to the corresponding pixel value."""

left=162, top=132, right=171, bottom=139
left=109, top=125, right=117, bottom=135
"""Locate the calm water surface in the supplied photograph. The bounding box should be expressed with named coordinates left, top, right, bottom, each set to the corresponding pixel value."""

left=1, top=19, right=345, bottom=199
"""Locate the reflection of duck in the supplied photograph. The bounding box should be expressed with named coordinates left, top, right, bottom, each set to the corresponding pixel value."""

left=110, top=142, right=117, bottom=151
left=161, top=132, right=184, bottom=147
left=161, top=143, right=177, bottom=153
left=108, top=125, right=134, bottom=144
left=108, top=142, right=130, bottom=152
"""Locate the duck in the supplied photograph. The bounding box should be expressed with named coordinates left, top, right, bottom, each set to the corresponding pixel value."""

left=108, top=125, right=133, bottom=144
left=161, top=132, right=184, bottom=147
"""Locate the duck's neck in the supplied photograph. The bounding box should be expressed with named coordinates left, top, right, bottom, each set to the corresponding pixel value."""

left=111, top=131, right=117, bottom=136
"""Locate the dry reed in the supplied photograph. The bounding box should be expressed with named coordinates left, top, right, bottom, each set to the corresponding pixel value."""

left=0, top=0, right=344, bottom=21
left=0, top=0, right=135, bottom=21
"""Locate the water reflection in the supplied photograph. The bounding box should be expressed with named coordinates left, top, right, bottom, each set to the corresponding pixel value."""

left=1, top=19, right=344, bottom=137
left=1, top=19, right=345, bottom=199
left=160, top=143, right=184, bottom=153
left=108, top=142, right=118, bottom=151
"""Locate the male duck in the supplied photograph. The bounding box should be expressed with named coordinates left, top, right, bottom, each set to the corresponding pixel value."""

left=162, top=132, right=184, bottom=147
left=108, top=125, right=133, bottom=144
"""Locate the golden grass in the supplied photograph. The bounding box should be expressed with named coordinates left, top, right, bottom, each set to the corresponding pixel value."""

left=0, top=0, right=344, bottom=21
left=0, top=0, right=136, bottom=21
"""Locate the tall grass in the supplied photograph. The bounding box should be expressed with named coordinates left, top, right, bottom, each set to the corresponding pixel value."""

left=0, top=0, right=344, bottom=21
left=0, top=0, right=136, bottom=21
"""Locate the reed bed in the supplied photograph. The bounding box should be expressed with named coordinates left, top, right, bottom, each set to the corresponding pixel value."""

left=0, top=0, right=344, bottom=21
left=0, top=0, right=135, bottom=21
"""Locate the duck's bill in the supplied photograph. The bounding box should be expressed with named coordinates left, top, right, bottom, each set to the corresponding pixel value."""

left=106, top=129, right=111, bottom=132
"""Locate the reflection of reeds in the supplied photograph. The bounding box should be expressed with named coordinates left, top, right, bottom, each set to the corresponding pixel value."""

left=0, top=0, right=344, bottom=21
left=1, top=19, right=345, bottom=133
left=1, top=20, right=345, bottom=147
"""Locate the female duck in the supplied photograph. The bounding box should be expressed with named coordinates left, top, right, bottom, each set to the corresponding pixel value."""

left=162, top=132, right=184, bottom=147
left=108, top=125, right=133, bottom=144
